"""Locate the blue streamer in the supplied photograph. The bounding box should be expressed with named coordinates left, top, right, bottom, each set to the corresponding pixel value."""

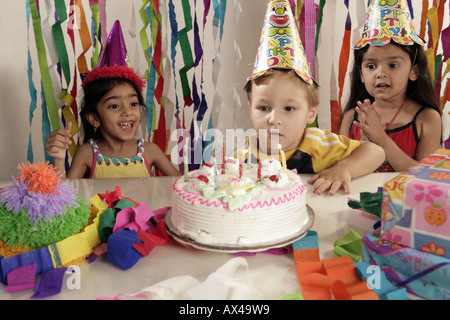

left=355, top=262, right=410, bottom=300
left=168, top=0, right=180, bottom=118
left=0, top=247, right=55, bottom=284
left=40, top=84, right=52, bottom=163
left=407, top=0, right=414, bottom=20
left=213, top=0, right=227, bottom=49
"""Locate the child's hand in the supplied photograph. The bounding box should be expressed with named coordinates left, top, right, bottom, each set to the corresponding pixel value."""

left=45, top=122, right=72, bottom=160
left=307, top=166, right=352, bottom=195
left=354, top=100, right=388, bottom=145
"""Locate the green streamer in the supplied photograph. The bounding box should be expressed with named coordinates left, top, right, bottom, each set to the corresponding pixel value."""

left=29, top=0, right=60, bottom=131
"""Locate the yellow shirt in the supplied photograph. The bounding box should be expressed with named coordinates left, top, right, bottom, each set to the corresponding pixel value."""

left=234, top=128, right=360, bottom=174
left=89, top=138, right=152, bottom=178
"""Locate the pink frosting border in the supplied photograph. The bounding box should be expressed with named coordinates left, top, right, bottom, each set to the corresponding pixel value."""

left=173, top=177, right=306, bottom=211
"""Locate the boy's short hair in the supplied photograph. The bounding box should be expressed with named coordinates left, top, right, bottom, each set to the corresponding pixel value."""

left=244, top=68, right=319, bottom=107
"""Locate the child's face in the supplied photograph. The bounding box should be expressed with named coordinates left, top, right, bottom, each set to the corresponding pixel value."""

left=88, top=82, right=142, bottom=141
left=360, top=43, right=418, bottom=104
left=248, top=71, right=317, bottom=154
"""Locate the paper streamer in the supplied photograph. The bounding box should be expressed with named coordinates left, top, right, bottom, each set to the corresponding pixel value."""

left=31, top=267, right=67, bottom=299
left=29, top=0, right=60, bottom=132
left=178, top=0, right=195, bottom=108
left=293, top=231, right=379, bottom=300
left=208, top=0, right=227, bottom=159
left=354, top=262, right=409, bottom=300
left=74, top=0, right=92, bottom=79
left=334, top=0, right=351, bottom=133
left=26, top=0, right=37, bottom=163
left=333, top=229, right=363, bottom=262
left=149, top=0, right=168, bottom=160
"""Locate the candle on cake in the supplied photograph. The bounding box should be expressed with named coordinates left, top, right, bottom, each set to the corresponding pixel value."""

left=221, top=146, right=226, bottom=174
left=278, top=144, right=287, bottom=173
left=257, top=161, right=262, bottom=182
left=247, top=145, right=251, bottom=169
left=214, top=164, right=219, bottom=190
left=184, top=157, right=189, bottom=182
left=239, top=159, right=243, bottom=178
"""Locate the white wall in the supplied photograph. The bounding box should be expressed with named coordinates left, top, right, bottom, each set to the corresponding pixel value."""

left=0, top=0, right=448, bottom=179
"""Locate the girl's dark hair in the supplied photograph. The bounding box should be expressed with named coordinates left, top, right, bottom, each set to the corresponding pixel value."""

left=343, top=41, right=441, bottom=117
left=79, top=77, right=147, bottom=143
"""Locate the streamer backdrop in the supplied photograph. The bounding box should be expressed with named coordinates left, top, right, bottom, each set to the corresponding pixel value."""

left=0, top=0, right=448, bottom=178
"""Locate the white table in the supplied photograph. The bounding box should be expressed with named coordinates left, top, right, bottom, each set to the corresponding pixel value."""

left=0, top=173, right=398, bottom=300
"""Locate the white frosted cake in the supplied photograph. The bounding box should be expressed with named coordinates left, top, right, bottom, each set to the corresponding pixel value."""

left=169, top=158, right=310, bottom=250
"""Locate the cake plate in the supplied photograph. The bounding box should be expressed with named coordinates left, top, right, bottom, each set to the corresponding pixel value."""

left=164, top=206, right=315, bottom=253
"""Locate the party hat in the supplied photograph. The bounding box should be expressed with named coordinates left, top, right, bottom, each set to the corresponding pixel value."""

left=354, top=0, right=425, bottom=50
left=82, top=20, right=146, bottom=91
left=247, top=0, right=314, bottom=84
left=97, top=20, right=129, bottom=68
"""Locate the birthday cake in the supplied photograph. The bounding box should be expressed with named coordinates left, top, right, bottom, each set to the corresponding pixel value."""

left=169, top=158, right=310, bottom=249
left=0, top=162, right=91, bottom=256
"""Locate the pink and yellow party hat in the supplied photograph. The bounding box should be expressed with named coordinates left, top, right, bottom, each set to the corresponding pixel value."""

left=82, top=20, right=146, bottom=91
left=248, top=0, right=314, bottom=84
left=354, top=0, right=425, bottom=49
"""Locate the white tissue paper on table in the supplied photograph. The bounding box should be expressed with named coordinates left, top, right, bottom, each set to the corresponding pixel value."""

left=101, top=257, right=300, bottom=300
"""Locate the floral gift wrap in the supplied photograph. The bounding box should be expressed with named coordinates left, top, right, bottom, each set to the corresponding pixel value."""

left=381, top=149, right=450, bottom=259
left=362, top=234, right=450, bottom=300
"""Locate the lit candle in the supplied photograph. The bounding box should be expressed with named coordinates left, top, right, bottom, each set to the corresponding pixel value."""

left=221, top=146, right=226, bottom=174
left=247, top=145, right=251, bottom=169
left=279, top=144, right=287, bottom=173
left=257, top=161, right=262, bottom=182
left=184, top=155, right=189, bottom=182
left=239, top=158, right=243, bottom=179
left=184, top=142, right=189, bottom=182
left=214, top=164, right=219, bottom=190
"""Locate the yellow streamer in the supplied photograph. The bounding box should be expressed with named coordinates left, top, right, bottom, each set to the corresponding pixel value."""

left=52, top=195, right=106, bottom=267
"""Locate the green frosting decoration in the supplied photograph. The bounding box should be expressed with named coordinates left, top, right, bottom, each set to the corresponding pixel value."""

left=202, top=185, right=265, bottom=211
left=0, top=198, right=91, bottom=249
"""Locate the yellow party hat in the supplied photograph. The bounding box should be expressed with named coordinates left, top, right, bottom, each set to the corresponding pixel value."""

left=248, top=0, right=314, bottom=84
left=354, top=0, right=425, bottom=49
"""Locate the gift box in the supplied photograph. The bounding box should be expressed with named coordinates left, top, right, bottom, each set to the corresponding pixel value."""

left=362, top=233, right=450, bottom=300
left=381, top=149, right=450, bottom=259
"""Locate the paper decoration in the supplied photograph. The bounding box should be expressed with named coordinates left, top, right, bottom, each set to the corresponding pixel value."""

left=31, top=267, right=67, bottom=299
left=333, top=229, right=363, bottom=262
left=293, top=230, right=380, bottom=300
left=106, top=229, right=143, bottom=270
left=6, top=264, right=36, bottom=293
left=24, top=1, right=450, bottom=166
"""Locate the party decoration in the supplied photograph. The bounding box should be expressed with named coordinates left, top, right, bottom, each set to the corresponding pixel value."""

left=248, top=0, right=314, bottom=84
left=354, top=0, right=425, bottom=49
left=23, top=1, right=450, bottom=170
left=293, top=231, right=381, bottom=300
left=31, top=267, right=68, bottom=299
left=6, top=264, right=36, bottom=293
left=333, top=229, right=363, bottom=262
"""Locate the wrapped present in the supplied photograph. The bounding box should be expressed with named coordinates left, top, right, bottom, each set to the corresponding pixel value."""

left=362, top=233, right=450, bottom=300
left=381, top=149, right=450, bottom=259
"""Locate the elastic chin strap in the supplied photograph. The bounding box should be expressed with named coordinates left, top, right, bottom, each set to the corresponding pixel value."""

left=411, top=46, right=419, bottom=68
